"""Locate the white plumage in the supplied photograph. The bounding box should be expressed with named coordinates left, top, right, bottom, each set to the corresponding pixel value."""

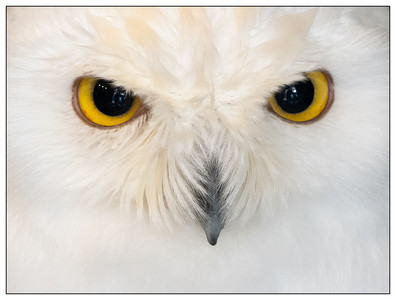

left=7, top=7, right=389, bottom=292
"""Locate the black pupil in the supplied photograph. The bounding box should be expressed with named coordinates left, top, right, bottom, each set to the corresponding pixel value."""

left=274, top=79, right=314, bottom=114
left=93, top=80, right=134, bottom=116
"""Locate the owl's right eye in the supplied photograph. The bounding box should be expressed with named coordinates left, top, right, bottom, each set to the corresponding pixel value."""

left=72, top=77, right=143, bottom=127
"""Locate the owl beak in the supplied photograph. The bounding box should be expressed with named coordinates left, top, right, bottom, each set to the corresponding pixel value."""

left=201, top=213, right=224, bottom=246
left=195, top=161, right=225, bottom=246
left=197, top=194, right=224, bottom=246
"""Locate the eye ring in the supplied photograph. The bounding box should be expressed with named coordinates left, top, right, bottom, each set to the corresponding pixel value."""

left=72, top=77, right=147, bottom=129
left=267, top=70, right=334, bottom=124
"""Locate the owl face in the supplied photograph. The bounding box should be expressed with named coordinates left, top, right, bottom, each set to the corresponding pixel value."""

left=8, top=7, right=389, bottom=245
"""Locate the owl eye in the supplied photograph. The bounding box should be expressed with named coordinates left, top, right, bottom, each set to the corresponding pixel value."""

left=268, top=70, right=334, bottom=123
left=72, top=77, right=143, bottom=127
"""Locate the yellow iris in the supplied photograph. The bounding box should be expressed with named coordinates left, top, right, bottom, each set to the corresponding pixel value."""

left=77, top=77, right=142, bottom=127
left=268, top=71, right=331, bottom=123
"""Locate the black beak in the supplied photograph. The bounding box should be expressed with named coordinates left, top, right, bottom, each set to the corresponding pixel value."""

left=202, top=210, right=224, bottom=246
left=195, top=161, right=225, bottom=246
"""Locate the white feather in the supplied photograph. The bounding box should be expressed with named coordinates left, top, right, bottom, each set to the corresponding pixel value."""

left=7, top=7, right=389, bottom=292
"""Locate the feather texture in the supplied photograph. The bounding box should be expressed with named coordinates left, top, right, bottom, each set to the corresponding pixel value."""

left=7, top=7, right=389, bottom=292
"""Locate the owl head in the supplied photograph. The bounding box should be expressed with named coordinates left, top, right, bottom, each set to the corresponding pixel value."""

left=8, top=7, right=389, bottom=245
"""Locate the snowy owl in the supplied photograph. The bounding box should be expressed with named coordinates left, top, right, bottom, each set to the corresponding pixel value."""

left=7, top=7, right=389, bottom=293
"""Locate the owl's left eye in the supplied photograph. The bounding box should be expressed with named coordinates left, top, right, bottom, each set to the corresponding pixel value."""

left=268, top=70, right=334, bottom=123
left=72, top=77, right=143, bottom=127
